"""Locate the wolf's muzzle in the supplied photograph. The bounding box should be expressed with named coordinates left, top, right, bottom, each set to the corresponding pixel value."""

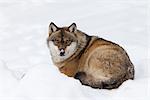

left=59, top=49, right=65, bottom=56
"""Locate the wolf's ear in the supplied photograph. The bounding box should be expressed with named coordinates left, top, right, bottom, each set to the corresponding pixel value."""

left=49, top=22, right=58, bottom=35
left=68, top=23, right=77, bottom=33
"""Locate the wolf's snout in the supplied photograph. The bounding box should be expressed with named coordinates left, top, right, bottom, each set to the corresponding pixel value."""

left=59, top=49, right=65, bottom=56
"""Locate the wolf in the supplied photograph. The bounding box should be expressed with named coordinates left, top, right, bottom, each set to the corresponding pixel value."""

left=47, top=22, right=134, bottom=89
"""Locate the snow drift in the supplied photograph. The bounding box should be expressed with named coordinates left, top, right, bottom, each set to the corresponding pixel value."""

left=0, top=0, right=149, bottom=100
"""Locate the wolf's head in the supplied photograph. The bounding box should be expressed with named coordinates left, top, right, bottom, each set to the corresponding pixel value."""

left=47, top=22, right=79, bottom=63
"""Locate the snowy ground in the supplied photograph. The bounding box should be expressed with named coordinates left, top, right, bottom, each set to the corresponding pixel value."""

left=0, top=0, right=150, bottom=100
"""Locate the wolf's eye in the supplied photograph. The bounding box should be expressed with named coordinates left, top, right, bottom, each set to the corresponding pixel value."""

left=66, top=40, right=69, bottom=42
left=65, top=39, right=72, bottom=45
left=52, top=39, right=60, bottom=45
left=51, top=39, right=55, bottom=42
left=52, top=39, right=59, bottom=42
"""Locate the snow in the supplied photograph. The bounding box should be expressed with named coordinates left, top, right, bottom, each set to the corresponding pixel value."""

left=0, top=0, right=149, bottom=100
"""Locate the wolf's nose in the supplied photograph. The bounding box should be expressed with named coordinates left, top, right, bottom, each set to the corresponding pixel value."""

left=59, top=49, right=65, bottom=56
left=60, top=52, right=65, bottom=56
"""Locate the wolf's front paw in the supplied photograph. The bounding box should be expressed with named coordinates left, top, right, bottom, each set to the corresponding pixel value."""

left=74, top=72, right=86, bottom=80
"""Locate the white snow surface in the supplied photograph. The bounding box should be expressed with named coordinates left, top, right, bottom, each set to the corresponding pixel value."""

left=0, top=0, right=150, bottom=100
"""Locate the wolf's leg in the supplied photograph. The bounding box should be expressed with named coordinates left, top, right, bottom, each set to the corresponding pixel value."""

left=74, top=72, right=104, bottom=89
left=74, top=72, right=86, bottom=80
left=74, top=72, right=128, bottom=89
left=101, top=77, right=127, bottom=89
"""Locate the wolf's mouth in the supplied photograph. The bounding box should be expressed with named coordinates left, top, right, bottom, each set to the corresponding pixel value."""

left=59, top=49, right=65, bottom=56
left=60, top=52, right=65, bottom=56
